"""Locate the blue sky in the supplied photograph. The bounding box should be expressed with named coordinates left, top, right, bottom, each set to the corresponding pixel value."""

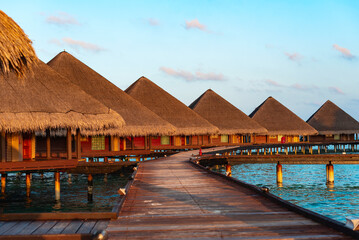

left=3, top=0, right=359, bottom=119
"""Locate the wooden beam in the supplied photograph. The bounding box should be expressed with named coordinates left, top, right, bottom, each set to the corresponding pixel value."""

left=67, top=128, right=72, bottom=160
left=46, top=129, right=51, bottom=159
left=1, top=132, right=5, bottom=162
left=76, top=129, right=81, bottom=160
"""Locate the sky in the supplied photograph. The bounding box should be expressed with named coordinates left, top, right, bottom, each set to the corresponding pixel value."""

left=2, top=0, right=359, bottom=120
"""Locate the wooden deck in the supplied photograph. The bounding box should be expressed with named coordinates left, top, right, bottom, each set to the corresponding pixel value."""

left=107, top=149, right=357, bottom=239
left=0, top=219, right=108, bottom=239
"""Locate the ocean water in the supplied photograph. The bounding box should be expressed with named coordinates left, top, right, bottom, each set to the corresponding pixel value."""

left=0, top=171, right=130, bottom=213
left=215, top=163, right=359, bottom=223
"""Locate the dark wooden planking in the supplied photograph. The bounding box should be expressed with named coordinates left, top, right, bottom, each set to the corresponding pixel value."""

left=31, top=221, right=57, bottom=235
left=16, top=221, right=44, bottom=235
left=76, top=221, right=96, bottom=234
left=0, top=221, right=18, bottom=235
left=46, top=221, right=71, bottom=234
left=91, top=220, right=108, bottom=234
left=1, top=221, right=31, bottom=235
left=60, top=220, right=83, bottom=234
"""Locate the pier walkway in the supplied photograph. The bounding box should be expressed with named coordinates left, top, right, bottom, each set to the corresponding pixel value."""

left=107, top=148, right=356, bottom=239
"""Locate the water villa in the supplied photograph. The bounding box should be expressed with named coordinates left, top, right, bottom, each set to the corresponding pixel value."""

left=126, top=77, right=219, bottom=148
left=189, top=89, right=267, bottom=145
left=47, top=52, right=176, bottom=156
left=307, top=100, right=359, bottom=142
left=249, top=97, right=317, bottom=143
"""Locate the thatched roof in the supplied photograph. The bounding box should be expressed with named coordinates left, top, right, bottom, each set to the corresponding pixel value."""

left=125, top=77, right=219, bottom=136
left=189, top=89, right=267, bottom=135
left=0, top=10, right=37, bottom=77
left=48, top=51, right=176, bottom=136
left=249, top=97, right=317, bottom=135
left=307, top=100, right=359, bottom=135
left=0, top=60, right=125, bottom=133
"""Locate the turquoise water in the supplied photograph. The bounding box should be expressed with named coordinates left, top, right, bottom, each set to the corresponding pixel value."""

left=0, top=172, right=130, bottom=213
left=215, top=163, right=359, bottom=223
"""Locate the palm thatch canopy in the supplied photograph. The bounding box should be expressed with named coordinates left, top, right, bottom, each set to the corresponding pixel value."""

left=249, top=97, right=317, bottom=135
left=125, top=77, right=219, bottom=136
left=0, top=10, right=37, bottom=77
left=48, top=51, right=176, bottom=136
left=0, top=60, right=125, bottom=133
left=189, top=89, right=267, bottom=135
left=307, top=100, right=359, bottom=135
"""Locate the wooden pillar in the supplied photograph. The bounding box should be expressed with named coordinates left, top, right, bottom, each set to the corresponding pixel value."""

left=55, top=171, right=60, bottom=201
left=318, top=146, right=321, bottom=154
left=88, top=174, right=93, bottom=202
left=327, top=162, right=334, bottom=184
left=0, top=132, right=5, bottom=162
left=76, top=129, right=81, bottom=160
left=131, top=137, right=134, bottom=150
left=276, top=162, right=283, bottom=186
left=46, top=129, right=51, bottom=159
left=67, top=128, right=72, bottom=160
left=1, top=173, right=6, bottom=194
left=225, top=164, right=231, bottom=177
left=144, top=136, right=148, bottom=150
left=26, top=173, right=31, bottom=197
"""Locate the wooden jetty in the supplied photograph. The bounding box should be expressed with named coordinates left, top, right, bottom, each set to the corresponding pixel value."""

left=106, top=149, right=358, bottom=239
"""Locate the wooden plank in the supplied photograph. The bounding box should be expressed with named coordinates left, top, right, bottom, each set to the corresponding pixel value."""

left=0, top=212, right=115, bottom=221
left=1, top=221, right=31, bottom=235
left=16, top=221, right=44, bottom=235
left=31, top=221, right=57, bottom=235
left=0, top=222, right=18, bottom=235
left=76, top=221, right=96, bottom=234
left=46, top=221, right=71, bottom=235
left=91, top=220, right=108, bottom=234
left=60, top=220, right=83, bottom=234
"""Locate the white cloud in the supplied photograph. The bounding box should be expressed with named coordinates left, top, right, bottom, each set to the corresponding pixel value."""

left=160, top=67, right=225, bottom=82
left=333, top=44, right=355, bottom=60
left=46, top=12, right=79, bottom=26
left=49, top=37, right=105, bottom=52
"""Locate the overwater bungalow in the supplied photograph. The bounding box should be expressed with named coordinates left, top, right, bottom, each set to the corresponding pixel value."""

left=48, top=52, right=176, bottom=156
left=249, top=97, right=317, bottom=143
left=307, top=100, right=359, bottom=142
left=189, top=89, right=267, bottom=145
left=125, top=77, right=219, bottom=148
left=0, top=11, right=124, bottom=173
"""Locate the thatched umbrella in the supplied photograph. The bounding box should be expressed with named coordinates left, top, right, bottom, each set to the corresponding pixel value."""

left=0, top=10, right=37, bottom=77
left=307, top=100, right=359, bottom=135
left=126, top=77, right=219, bottom=135
left=48, top=51, right=176, bottom=136
left=0, top=60, right=125, bottom=133
left=189, top=89, right=267, bottom=135
left=249, top=97, right=317, bottom=135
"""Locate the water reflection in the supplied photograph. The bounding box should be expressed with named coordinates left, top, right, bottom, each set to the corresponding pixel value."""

left=212, top=163, right=359, bottom=223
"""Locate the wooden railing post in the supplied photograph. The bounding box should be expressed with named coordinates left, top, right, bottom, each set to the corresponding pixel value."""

left=76, top=129, right=81, bottom=160
left=46, top=129, right=51, bottom=159
left=67, top=128, right=72, bottom=160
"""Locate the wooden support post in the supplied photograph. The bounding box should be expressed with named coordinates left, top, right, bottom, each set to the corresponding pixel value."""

left=46, top=129, right=51, bottom=159
left=276, top=162, right=283, bottom=186
left=325, top=145, right=327, bottom=153
left=104, top=173, right=108, bottom=183
left=270, top=148, right=273, bottom=155
left=327, top=162, right=334, bottom=185
left=263, top=148, right=266, bottom=155
left=55, top=171, right=60, bottom=201
left=26, top=173, right=31, bottom=197
left=76, top=129, right=81, bottom=160
left=225, top=164, right=231, bottom=177
left=285, top=147, right=288, bottom=155
left=1, top=173, right=6, bottom=194
left=334, top=145, right=337, bottom=153
left=88, top=174, right=93, bottom=202
left=318, top=146, right=320, bottom=154
left=294, top=147, right=297, bottom=155
left=0, top=132, right=5, bottom=162
left=67, top=128, right=72, bottom=160
left=68, top=173, right=72, bottom=184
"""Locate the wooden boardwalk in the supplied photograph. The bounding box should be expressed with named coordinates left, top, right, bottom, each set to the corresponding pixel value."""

left=0, top=219, right=108, bottom=239
left=107, top=149, right=357, bottom=239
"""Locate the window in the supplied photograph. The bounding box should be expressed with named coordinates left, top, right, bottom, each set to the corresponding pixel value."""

left=91, top=136, right=105, bottom=150
left=221, top=135, right=229, bottom=143
left=161, top=136, right=170, bottom=145
left=334, top=134, right=340, bottom=140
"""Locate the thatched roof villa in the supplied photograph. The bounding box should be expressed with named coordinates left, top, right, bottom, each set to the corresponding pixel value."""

left=48, top=51, right=176, bottom=152
left=0, top=11, right=124, bottom=171
left=249, top=97, right=317, bottom=143
left=189, top=89, right=267, bottom=144
left=307, top=100, right=359, bottom=142
left=126, top=77, right=219, bottom=147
